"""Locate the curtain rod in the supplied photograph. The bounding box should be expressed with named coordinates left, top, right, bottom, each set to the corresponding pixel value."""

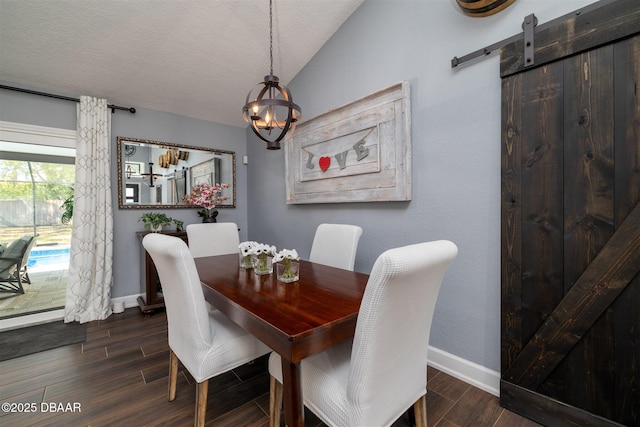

left=0, top=84, right=136, bottom=114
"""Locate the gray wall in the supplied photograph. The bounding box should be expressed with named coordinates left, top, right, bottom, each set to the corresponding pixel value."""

left=0, top=84, right=248, bottom=301
left=110, top=108, right=248, bottom=299
left=0, top=84, right=76, bottom=129
left=246, top=0, right=595, bottom=372
left=1, top=0, right=595, bottom=374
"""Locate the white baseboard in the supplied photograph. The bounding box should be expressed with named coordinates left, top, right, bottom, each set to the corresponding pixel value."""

left=0, top=294, right=143, bottom=332
left=428, top=346, right=500, bottom=397
left=111, top=294, right=142, bottom=310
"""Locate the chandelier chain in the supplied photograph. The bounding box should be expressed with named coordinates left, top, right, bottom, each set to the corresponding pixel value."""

left=269, top=0, right=273, bottom=76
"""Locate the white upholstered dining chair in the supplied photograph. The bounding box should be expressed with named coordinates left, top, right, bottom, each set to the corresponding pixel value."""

left=142, top=233, right=271, bottom=427
left=186, top=222, right=240, bottom=258
left=269, top=240, right=458, bottom=427
left=309, top=223, right=363, bottom=271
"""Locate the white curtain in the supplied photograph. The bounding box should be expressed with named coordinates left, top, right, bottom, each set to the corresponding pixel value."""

left=65, top=96, right=113, bottom=323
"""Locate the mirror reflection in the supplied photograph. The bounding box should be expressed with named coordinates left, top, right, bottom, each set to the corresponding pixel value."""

left=117, top=137, right=235, bottom=209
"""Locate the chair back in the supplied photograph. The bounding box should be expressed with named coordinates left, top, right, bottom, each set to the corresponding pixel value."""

left=309, top=223, right=363, bottom=271
left=142, top=233, right=213, bottom=369
left=0, top=235, right=36, bottom=278
left=20, top=235, right=38, bottom=269
left=186, top=223, right=240, bottom=258
left=346, top=240, right=458, bottom=426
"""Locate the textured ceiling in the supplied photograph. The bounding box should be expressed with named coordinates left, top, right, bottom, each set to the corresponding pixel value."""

left=0, top=0, right=364, bottom=128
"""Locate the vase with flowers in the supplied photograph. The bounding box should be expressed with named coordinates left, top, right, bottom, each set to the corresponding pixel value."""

left=238, top=240, right=257, bottom=269
left=274, top=249, right=300, bottom=283
left=183, top=183, right=229, bottom=222
left=250, top=243, right=276, bottom=275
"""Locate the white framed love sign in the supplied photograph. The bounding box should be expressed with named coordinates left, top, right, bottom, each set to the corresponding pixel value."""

left=285, top=82, right=411, bottom=204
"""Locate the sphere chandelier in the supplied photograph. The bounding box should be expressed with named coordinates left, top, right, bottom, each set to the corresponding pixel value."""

left=242, top=0, right=301, bottom=150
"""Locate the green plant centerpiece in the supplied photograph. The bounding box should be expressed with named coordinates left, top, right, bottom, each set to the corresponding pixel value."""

left=139, top=212, right=173, bottom=232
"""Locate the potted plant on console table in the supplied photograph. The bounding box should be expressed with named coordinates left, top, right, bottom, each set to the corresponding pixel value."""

left=139, top=212, right=174, bottom=233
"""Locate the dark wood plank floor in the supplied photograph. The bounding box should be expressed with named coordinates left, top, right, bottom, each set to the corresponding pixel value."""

left=0, top=308, right=540, bottom=426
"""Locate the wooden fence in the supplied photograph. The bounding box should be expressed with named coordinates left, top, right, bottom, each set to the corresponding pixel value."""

left=0, top=200, right=67, bottom=227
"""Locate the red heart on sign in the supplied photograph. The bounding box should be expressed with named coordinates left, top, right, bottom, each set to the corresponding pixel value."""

left=319, top=157, right=331, bottom=172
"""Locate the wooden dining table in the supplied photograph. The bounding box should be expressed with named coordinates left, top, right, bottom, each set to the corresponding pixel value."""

left=194, top=254, right=369, bottom=427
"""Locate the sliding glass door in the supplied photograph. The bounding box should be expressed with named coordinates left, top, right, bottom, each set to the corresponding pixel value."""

left=0, top=141, right=75, bottom=317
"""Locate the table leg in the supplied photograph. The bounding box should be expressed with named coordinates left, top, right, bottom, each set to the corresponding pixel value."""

left=281, top=358, right=304, bottom=427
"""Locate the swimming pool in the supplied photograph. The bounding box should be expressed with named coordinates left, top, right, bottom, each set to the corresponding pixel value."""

left=27, top=245, right=70, bottom=272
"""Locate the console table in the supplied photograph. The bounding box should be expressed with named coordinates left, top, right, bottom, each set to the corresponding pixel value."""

left=136, top=230, right=188, bottom=314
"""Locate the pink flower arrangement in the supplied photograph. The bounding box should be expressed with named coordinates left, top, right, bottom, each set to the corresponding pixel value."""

left=183, top=183, right=229, bottom=211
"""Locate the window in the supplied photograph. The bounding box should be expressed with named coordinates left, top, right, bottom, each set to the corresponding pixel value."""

left=0, top=121, right=76, bottom=267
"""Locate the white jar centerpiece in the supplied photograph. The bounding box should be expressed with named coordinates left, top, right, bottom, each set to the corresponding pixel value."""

left=238, top=240, right=257, bottom=269
left=250, top=243, right=276, bottom=275
left=274, top=249, right=300, bottom=283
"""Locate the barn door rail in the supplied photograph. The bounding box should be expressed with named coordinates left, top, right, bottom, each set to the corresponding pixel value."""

left=451, top=14, right=537, bottom=68
left=450, top=0, right=619, bottom=69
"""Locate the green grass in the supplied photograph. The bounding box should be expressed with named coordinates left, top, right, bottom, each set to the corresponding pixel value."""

left=0, top=225, right=72, bottom=246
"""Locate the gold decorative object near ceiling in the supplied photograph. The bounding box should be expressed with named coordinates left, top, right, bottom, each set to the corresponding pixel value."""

left=456, top=0, right=517, bottom=17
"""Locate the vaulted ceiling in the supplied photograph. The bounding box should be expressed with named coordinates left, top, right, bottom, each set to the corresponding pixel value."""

left=0, top=0, right=364, bottom=127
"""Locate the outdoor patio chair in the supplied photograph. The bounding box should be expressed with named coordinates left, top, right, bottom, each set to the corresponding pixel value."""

left=0, top=235, right=38, bottom=295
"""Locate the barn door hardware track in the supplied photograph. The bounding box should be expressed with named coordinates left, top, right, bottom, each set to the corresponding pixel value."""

left=451, top=14, right=537, bottom=68
left=450, top=0, right=619, bottom=68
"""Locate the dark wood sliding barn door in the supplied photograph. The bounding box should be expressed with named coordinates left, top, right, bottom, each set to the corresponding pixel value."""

left=500, top=1, right=640, bottom=425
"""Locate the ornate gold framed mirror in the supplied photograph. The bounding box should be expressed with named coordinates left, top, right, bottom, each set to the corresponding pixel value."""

left=116, top=136, right=236, bottom=209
